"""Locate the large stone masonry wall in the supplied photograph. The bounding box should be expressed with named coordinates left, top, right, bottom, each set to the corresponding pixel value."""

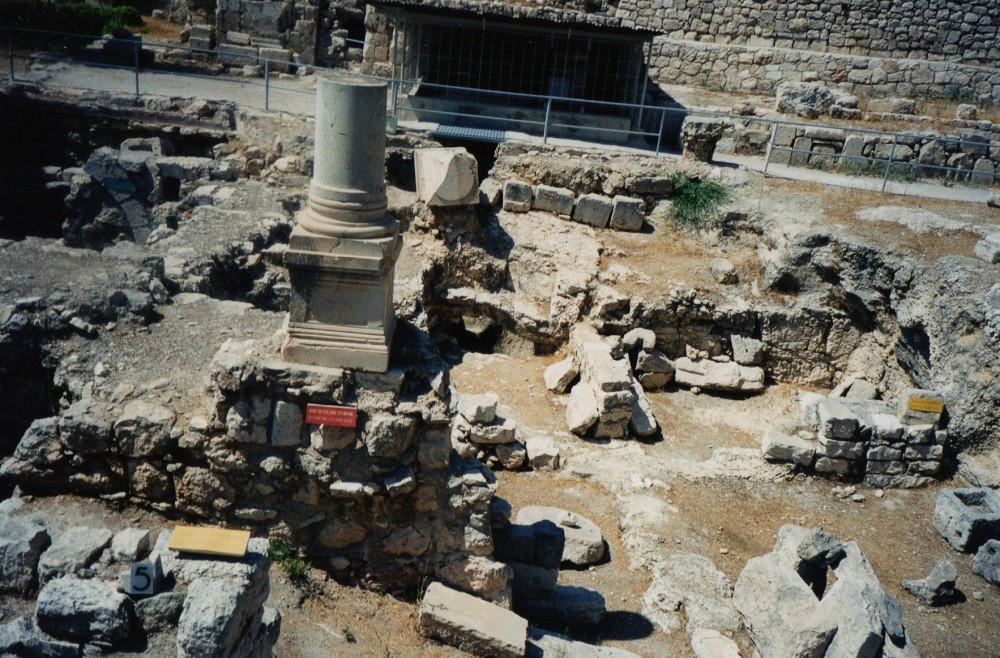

left=616, top=0, right=999, bottom=67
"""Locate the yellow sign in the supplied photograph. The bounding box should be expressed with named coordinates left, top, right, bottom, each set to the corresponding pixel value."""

left=168, top=526, right=251, bottom=558
left=908, top=397, right=944, bottom=414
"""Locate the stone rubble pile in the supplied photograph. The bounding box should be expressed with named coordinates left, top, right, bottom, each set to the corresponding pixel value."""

left=495, top=178, right=646, bottom=232
left=734, top=525, right=918, bottom=658
left=0, top=520, right=280, bottom=657
left=451, top=393, right=527, bottom=471
left=762, top=388, right=948, bottom=487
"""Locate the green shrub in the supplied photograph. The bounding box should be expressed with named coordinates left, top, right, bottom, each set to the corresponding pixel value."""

left=270, top=540, right=311, bottom=583
left=667, top=173, right=732, bottom=229
left=2, top=0, right=143, bottom=47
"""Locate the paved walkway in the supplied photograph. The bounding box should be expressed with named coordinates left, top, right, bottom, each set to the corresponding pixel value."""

left=4, top=57, right=995, bottom=205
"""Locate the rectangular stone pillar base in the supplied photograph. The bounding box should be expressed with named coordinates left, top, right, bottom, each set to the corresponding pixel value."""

left=280, top=317, right=393, bottom=372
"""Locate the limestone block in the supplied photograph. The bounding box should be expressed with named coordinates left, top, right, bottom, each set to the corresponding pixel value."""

left=972, top=539, right=1000, bottom=584
left=527, top=627, right=642, bottom=658
left=114, top=401, right=176, bottom=457
left=933, top=488, right=1000, bottom=552
left=435, top=556, right=513, bottom=607
left=897, top=388, right=944, bottom=426
left=730, top=335, right=765, bottom=366
left=902, top=560, right=956, bottom=605
left=502, top=180, right=532, bottom=212
left=845, top=379, right=878, bottom=399
left=0, top=616, right=79, bottom=657
left=364, top=414, right=415, bottom=459
left=0, top=517, right=50, bottom=594
left=525, top=436, right=560, bottom=471
left=532, top=185, right=574, bottom=215
left=58, top=398, right=113, bottom=455
left=543, top=357, right=579, bottom=393
left=38, top=526, right=113, bottom=584
left=37, top=576, right=133, bottom=644
left=610, top=196, right=644, bottom=231
left=514, top=585, right=605, bottom=626
left=310, top=425, right=355, bottom=451
left=709, top=258, right=738, bottom=284
left=629, top=380, right=658, bottom=438
left=691, top=628, right=742, bottom=658
left=566, top=381, right=599, bottom=435
left=509, top=561, right=558, bottom=598
left=813, top=456, right=850, bottom=475
left=177, top=577, right=256, bottom=658
left=418, top=582, right=527, bottom=658
left=572, top=194, right=613, bottom=228
left=761, top=430, right=815, bottom=466
left=817, top=399, right=859, bottom=439
left=956, top=104, right=978, bottom=120
left=479, top=177, right=502, bottom=206
left=623, top=328, right=656, bottom=352
left=515, top=506, right=605, bottom=566
left=111, top=528, right=151, bottom=563
left=972, top=158, right=995, bottom=186
left=681, top=117, right=728, bottom=162
left=218, top=43, right=259, bottom=67
left=975, top=233, right=1000, bottom=264
left=817, top=435, right=865, bottom=459
left=674, top=357, right=764, bottom=393
left=636, top=349, right=673, bottom=375
left=259, top=47, right=292, bottom=73
left=458, top=393, right=498, bottom=424
left=495, top=441, right=527, bottom=469
left=468, top=416, right=517, bottom=445
left=415, top=148, right=479, bottom=207
left=270, top=400, right=304, bottom=446
left=135, top=591, right=186, bottom=633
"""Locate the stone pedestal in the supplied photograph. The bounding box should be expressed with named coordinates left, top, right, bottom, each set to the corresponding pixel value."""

left=282, top=74, right=401, bottom=372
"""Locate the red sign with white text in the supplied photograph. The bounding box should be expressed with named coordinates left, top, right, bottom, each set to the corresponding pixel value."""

left=305, top=404, right=358, bottom=428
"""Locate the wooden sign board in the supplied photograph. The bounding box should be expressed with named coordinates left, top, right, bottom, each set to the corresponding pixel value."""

left=908, top=397, right=944, bottom=414
left=168, top=526, right=251, bottom=558
left=306, top=403, right=357, bottom=428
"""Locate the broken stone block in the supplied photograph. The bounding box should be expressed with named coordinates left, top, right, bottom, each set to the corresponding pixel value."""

left=566, top=381, right=599, bottom=435
left=111, top=528, right=151, bottom=563
left=414, top=147, right=479, bottom=207
left=609, top=196, right=644, bottom=231
left=270, top=400, right=304, bottom=447
left=0, top=517, right=50, bottom=594
left=845, top=379, right=878, bottom=399
left=709, top=258, right=738, bottom=284
left=177, top=576, right=257, bottom=658
left=974, top=234, right=1000, bottom=264
left=527, top=627, right=642, bottom=658
left=479, top=177, right=502, bottom=205
left=972, top=539, right=1000, bottom=584
left=515, top=506, right=605, bottom=566
left=113, top=401, right=176, bottom=457
left=691, top=628, right=742, bottom=658
left=418, top=582, right=527, bottom=658
left=761, top=430, right=815, bottom=466
left=813, top=456, right=850, bottom=475
left=38, top=526, right=113, bottom=584
left=543, top=357, right=579, bottom=393
left=674, top=357, right=764, bottom=393
left=933, top=488, right=1000, bottom=552
left=435, top=556, right=513, bottom=608
left=956, top=104, right=978, bottom=120
left=458, top=393, right=499, bottom=424
left=135, top=591, right=186, bottom=633
left=629, top=380, right=658, bottom=438
left=681, top=117, right=728, bottom=162
left=902, top=559, right=956, bottom=606
left=37, top=575, right=133, bottom=644
left=502, top=180, right=532, bottom=212
left=730, top=335, right=765, bottom=366
left=532, top=185, right=574, bottom=216
left=58, top=398, right=114, bottom=455
left=495, top=441, right=527, bottom=469
left=636, top=349, right=672, bottom=375
left=817, top=398, right=859, bottom=439
left=0, top=617, right=79, bottom=658
left=525, top=436, right=560, bottom=472
left=572, top=194, right=613, bottom=228
left=515, top=585, right=606, bottom=626
left=622, top=327, right=656, bottom=352
left=468, top=415, right=517, bottom=445
left=817, top=434, right=865, bottom=460
left=897, top=388, right=944, bottom=426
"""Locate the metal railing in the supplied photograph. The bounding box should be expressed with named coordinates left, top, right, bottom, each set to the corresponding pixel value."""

left=3, top=26, right=998, bottom=194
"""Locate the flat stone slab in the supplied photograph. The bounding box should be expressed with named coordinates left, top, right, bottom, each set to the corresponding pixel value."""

left=761, top=430, right=815, bottom=466
left=674, top=357, right=764, bottom=393
left=515, top=506, right=605, bottom=566
left=419, top=582, right=527, bottom=658
left=38, top=526, right=112, bottom=584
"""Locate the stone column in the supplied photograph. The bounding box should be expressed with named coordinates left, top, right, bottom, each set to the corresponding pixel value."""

left=281, top=74, right=402, bottom=372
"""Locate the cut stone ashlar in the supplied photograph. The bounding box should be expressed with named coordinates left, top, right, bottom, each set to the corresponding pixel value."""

left=933, top=488, right=1000, bottom=553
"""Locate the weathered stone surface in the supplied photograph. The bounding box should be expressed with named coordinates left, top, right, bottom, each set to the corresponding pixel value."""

left=458, top=393, right=499, bottom=424
left=691, top=628, right=742, bottom=658
left=609, top=196, right=644, bottom=231
left=709, top=258, right=738, bottom=284
left=419, top=582, right=527, bottom=658
left=270, top=400, right=303, bottom=447
left=0, top=617, right=79, bottom=658
left=515, top=585, right=605, bottom=626
left=502, top=180, right=533, bottom=213
left=532, top=185, right=574, bottom=216
left=975, top=234, right=1000, bottom=264
left=436, top=556, right=513, bottom=607
left=973, top=539, right=1000, bottom=584
left=525, top=436, right=560, bottom=471
left=731, top=335, right=765, bottom=366
left=817, top=398, right=859, bottom=439
left=515, top=506, right=604, bottom=566
left=933, top=488, right=1000, bottom=552
left=681, top=118, right=728, bottom=162
left=543, top=357, right=579, bottom=393
left=643, top=551, right=741, bottom=635
left=761, top=430, right=815, bottom=466
left=674, top=357, right=764, bottom=393
left=37, top=575, right=133, bottom=644
left=495, top=441, right=527, bottom=469
left=114, top=401, right=175, bottom=457
left=527, top=627, right=642, bottom=657
left=566, top=381, right=599, bottom=435
left=479, top=177, right=502, bottom=205
left=629, top=380, right=658, bottom=438
left=469, top=415, right=517, bottom=444
left=58, top=398, right=113, bottom=455
left=38, top=526, right=112, bottom=583
left=623, top=328, right=656, bottom=352
left=111, top=528, right=150, bottom=562
left=415, top=147, right=479, bottom=207
left=0, top=517, right=50, bottom=594
left=902, top=559, right=957, bottom=605
left=177, top=577, right=254, bottom=658
left=135, top=591, right=186, bottom=633
left=897, top=388, right=944, bottom=426
left=776, top=82, right=835, bottom=118
left=572, top=194, right=613, bottom=228
left=364, top=414, right=416, bottom=460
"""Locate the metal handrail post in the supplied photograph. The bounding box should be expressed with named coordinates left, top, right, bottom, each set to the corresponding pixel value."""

left=133, top=40, right=140, bottom=95
left=655, top=107, right=666, bottom=156
left=763, top=121, right=778, bottom=178
left=8, top=29, right=14, bottom=82
left=264, top=58, right=270, bottom=111
left=881, top=136, right=897, bottom=194
left=543, top=97, right=552, bottom=144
